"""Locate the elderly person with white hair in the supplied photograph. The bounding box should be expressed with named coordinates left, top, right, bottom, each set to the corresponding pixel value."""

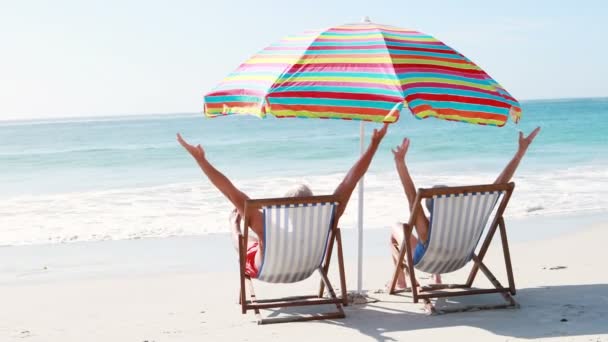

left=389, top=127, right=541, bottom=289
left=177, top=123, right=388, bottom=278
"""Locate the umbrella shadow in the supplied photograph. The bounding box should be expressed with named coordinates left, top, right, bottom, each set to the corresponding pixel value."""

left=320, top=284, right=608, bottom=341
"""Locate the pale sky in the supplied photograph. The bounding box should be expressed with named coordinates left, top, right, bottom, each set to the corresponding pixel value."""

left=1, top=0, right=607, bottom=120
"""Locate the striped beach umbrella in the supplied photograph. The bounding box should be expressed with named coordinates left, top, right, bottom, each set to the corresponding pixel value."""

left=204, top=21, right=522, bottom=126
left=203, top=19, right=522, bottom=295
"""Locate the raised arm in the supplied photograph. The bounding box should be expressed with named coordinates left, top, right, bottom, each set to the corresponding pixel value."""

left=392, top=138, right=417, bottom=207
left=392, top=137, right=430, bottom=241
left=177, top=133, right=264, bottom=233
left=494, top=127, right=541, bottom=184
left=333, top=123, right=388, bottom=219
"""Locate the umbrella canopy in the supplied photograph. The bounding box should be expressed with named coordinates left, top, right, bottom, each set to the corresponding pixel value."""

left=202, top=20, right=522, bottom=295
left=204, top=22, right=521, bottom=126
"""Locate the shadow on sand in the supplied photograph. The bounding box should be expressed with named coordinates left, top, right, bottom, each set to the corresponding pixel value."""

left=319, top=284, right=608, bottom=341
left=261, top=284, right=608, bottom=341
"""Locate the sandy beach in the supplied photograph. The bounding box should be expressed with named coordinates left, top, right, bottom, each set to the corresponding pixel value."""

left=3, top=0, right=608, bottom=340
left=2, top=212, right=607, bottom=341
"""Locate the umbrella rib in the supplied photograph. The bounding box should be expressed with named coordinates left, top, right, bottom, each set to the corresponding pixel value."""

left=264, top=26, right=334, bottom=115
left=373, top=25, right=406, bottom=99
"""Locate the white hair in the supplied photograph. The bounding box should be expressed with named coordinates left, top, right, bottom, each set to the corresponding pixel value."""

left=284, top=184, right=313, bottom=198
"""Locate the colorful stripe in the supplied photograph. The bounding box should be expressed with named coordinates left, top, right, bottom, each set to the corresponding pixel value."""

left=204, top=22, right=521, bottom=126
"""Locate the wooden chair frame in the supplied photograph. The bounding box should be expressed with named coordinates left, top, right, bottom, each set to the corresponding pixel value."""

left=238, top=195, right=348, bottom=324
left=389, top=182, right=519, bottom=314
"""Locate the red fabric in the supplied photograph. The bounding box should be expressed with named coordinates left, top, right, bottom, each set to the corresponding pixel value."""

left=245, top=242, right=259, bottom=278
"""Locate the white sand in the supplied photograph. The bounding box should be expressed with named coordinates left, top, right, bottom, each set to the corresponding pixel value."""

left=2, top=215, right=608, bottom=341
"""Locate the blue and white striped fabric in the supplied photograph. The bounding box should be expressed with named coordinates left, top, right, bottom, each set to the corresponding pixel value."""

left=415, top=191, right=503, bottom=274
left=257, top=202, right=337, bottom=283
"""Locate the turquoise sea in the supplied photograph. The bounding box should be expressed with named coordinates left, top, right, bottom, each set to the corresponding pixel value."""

left=1, top=98, right=607, bottom=245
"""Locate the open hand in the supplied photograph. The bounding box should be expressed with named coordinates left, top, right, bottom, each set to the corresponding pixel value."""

left=371, top=123, right=389, bottom=145
left=518, top=127, right=541, bottom=153
left=177, top=133, right=205, bottom=162
left=392, top=137, right=410, bottom=161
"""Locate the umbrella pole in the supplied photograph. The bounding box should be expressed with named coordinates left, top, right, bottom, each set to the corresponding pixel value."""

left=357, top=121, right=364, bottom=294
left=356, top=15, right=372, bottom=297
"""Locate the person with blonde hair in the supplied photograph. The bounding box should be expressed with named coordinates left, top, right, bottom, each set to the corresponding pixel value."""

left=177, top=123, right=389, bottom=278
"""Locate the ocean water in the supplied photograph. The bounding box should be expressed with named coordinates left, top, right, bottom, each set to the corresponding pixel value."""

left=1, top=98, right=607, bottom=246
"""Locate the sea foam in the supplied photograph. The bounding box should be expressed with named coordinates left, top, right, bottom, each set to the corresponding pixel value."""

left=1, top=165, right=606, bottom=246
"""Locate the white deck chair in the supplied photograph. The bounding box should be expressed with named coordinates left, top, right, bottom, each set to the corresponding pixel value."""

left=238, top=195, right=347, bottom=324
left=389, top=183, right=519, bottom=314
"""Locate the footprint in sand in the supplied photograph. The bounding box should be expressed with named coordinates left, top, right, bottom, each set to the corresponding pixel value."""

left=542, top=265, right=567, bottom=270
left=161, top=330, right=181, bottom=335
left=15, top=330, right=31, bottom=338
left=526, top=205, right=544, bottom=213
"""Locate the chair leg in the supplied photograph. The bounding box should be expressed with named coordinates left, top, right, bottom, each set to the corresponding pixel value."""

left=389, top=223, right=410, bottom=294
left=472, top=255, right=502, bottom=287
left=248, top=269, right=345, bottom=325
left=389, top=223, right=420, bottom=301
left=412, top=247, right=519, bottom=314
left=390, top=241, right=408, bottom=291
left=465, top=219, right=500, bottom=287
left=238, top=236, right=247, bottom=314
left=318, top=268, right=345, bottom=316
left=335, top=229, right=348, bottom=306
left=498, top=218, right=516, bottom=295
left=472, top=255, right=518, bottom=307
left=467, top=217, right=517, bottom=294
left=318, top=231, right=335, bottom=298
left=432, top=300, right=518, bottom=314
left=245, top=277, right=262, bottom=322
left=404, top=227, right=419, bottom=303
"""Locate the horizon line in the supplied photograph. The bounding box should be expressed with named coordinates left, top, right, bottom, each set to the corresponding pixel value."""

left=1, top=95, right=607, bottom=123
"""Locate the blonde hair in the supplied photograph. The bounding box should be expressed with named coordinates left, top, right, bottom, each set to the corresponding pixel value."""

left=284, top=184, right=313, bottom=198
